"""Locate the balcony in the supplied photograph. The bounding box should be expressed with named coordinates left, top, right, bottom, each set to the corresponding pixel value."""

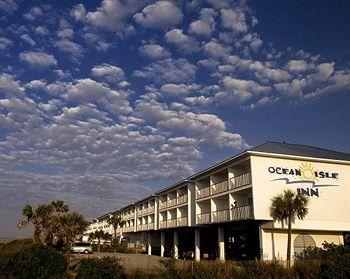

left=196, top=186, right=210, bottom=199
left=159, top=201, right=168, bottom=210
left=177, top=194, right=188, bottom=205
left=167, top=218, right=176, bottom=228
left=123, top=226, right=134, bottom=233
left=196, top=212, right=211, bottom=224
left=148, top=205, right=155, bottom=213
left=211, top=180, right=228, bottom=195
left=231, top=205, right=253, bottom=220
left=230, top=173, right=251, bottom=189
left=159, top=220, right=167, bottom=229
left=177, top=216, right=188, bottom=227
left=148, top=223, right=155, bottom=230
left=168, top=198, right=177, bottom=208
left=212, top=209, right=230, bottom=222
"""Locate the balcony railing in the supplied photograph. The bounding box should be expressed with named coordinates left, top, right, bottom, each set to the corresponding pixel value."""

left=123, top=226, right=134, bottom=233
left=177, top=194, right=188, bottom=205
left=230, top=173, right=251, bottom=189
left=168, top=198, right=177, bottom=208
left=148, top=223, right=155, bottom=230
left=167, top=218, right=176, bottom=228
left=196, top=212, right=211, bottom=224
left=211, top=180, right=228, bottom=195
left=231, top=205, right=253, bottom=220
left=177, top=216, right=188, bottom=227
left=159, top=220, right=167, bottom=229
left=212, top=209, right=230, bottom=222
left=159, top=201, right=168, bottom=210
left=148, top=205, right=155, bottom=213
left=196, top=186, right=210, bottom=199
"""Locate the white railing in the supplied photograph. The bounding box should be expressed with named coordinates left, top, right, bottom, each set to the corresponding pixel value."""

left=177, top=194, right=188, bottom=205
left=211, top=180, right=228, bottom=195
left=148, top=223, right=154, bottom=230
left=159, top=220, right=167, bottom=229
left=167, top=219, right=176, bottom=228
left=230, top=173, right=251, bottom=189
left=148, top=205, right=155, bottom=213
left=177, top=216, right=188, bottom=227
left=159, top=201, right=168, bottom=210
left=231, top=205, right=253, bottom=220
left=212, top=209, right=230, bottom=222
left=196, top=212, right=211, bottom=224
left=196, top=186, right=210, bottom=199
left=168, top=198, right=177, bottom=208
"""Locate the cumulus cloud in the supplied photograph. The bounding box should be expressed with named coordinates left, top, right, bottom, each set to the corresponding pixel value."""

left=0, top=0, right=18, bottom=14
left=54, top=39, right=84, bottom=60
left=220, top=7, right=249, bottom=34
left=134, top=58, right=197, bottom=83
left=134, top=1, right=183, bottom=28
left=165, top=29, right=200, bottom=53
left=138, top=44, right=171, bottom=59
left=23, top=6, right=43, bottom=21
left=86, top=0, right=146, bottom=31
left=91, top=63, right=126, bottom=83
left=20, top=34, right=36, bottom=46
left=19, top=51, right=57, bottom=68
left=0, top=73, right=23, bottom=95
left=0, top=37, right=12, bottom=51
left=188, top=8, right=217, bottom=37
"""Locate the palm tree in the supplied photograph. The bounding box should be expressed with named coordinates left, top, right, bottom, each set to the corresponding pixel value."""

left=89, top=230, right=112, bottom=252
left=270, top=189, right=309, bottom=266
left=51, top=200, right=69, bottom=215
left=18, top=203, right=53, bottom=243
left=107, top=214, right=124, bottom=241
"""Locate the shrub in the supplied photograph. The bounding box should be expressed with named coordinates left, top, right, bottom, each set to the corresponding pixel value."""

left=0, top=244, right=67, bottom=279
left=0, top=239, right=33, bottom=261
left=77, top=256, right=125, bottom=279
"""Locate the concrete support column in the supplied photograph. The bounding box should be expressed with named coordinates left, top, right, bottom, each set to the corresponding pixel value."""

left=147, top=232, right=152, bottom=255
left=160, top=231, right=165, bottom=257
left=218, top=227, right=225, bottom=261
left=195, top=228, right=200, bottom=262
left=173, top=230, right=179, bottom=259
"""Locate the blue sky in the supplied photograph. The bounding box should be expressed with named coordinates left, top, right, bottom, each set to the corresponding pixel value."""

left=0, top=0, right=350, bottom=237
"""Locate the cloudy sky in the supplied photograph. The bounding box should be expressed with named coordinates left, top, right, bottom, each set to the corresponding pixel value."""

left=0, top=0, right=350, bottom=237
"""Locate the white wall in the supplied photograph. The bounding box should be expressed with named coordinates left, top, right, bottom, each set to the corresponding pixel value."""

left=251, top=155, right=350, bottom=231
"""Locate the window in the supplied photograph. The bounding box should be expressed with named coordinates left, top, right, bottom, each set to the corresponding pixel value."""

left=294, top=234, right=316, bottom=256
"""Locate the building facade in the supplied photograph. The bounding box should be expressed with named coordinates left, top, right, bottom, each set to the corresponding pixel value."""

left=86, top=142, right=350, bottom=261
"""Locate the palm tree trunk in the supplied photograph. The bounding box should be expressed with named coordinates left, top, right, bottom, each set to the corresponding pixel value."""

left=287, top=217, right=292, bottom=267
left=97, top=240, right=101, bottom=252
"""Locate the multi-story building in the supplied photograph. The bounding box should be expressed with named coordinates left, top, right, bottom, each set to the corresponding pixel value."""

left=87, top=142, right=350, bottom=261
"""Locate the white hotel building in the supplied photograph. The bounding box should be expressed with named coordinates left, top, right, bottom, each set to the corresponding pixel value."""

left=86, top=142, right=350, bottom=261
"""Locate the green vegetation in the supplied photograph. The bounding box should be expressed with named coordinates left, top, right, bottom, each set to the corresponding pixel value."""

left=17, top=200, right=89, bottom=250
left=89, top=229, right=112, bottom=252
left=77, top=257, right=125, bottom=279
left=270, top=189, right=309, bottom=266
left=0, top=243, right=66, bottom=279
left=107, top=214, right=125, bottom=240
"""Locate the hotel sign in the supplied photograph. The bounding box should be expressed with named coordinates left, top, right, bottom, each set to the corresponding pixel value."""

left=268, top=162, right=339, bottom=197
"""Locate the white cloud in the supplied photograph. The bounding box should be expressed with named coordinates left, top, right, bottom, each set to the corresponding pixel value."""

left=134, top=1, right=183, bottom=28
left=23, top=6, right=43, bottom=21
left=165, top=29, right=200, bottom=53
left=54, top=39, right=84, bottom=60
left=133, top=58, right=197, bottom=83
left=203, top=40, right=230, bottom=58
left=138, top=44, right=171, bottom=59
left=25, top=80, right=47, bottom=89
left=220, top=7, right=249, bottom=34
left=19, top=51, right=57, bottom=68
left=0, top=37, right=12, bottom=51
left=160, top=83, right=200, bottom=97
left=70, top=3, right=86, bottom=21
left=20, top=34, right=36, bottom=46
left=188, top=8, right=217, bottom=37
left=0, top=0, right=18, bottom=14
left=86, top=0, right=145, bottom=31
left=91, top=63, right=126, bottom=83
left=0, top=73, right=23, bottom=95
left=286, top=60, right=309, bottom=73
left=34, top=26, right=50, bottom=36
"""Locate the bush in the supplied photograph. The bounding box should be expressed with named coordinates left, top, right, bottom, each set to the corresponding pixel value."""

left=77, top=256, right=125, bottom=279
left=0, top=244, right=67, bottom=279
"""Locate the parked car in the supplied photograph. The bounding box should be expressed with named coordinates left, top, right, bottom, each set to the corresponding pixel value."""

left=71, top=242, right=93, bottom=254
